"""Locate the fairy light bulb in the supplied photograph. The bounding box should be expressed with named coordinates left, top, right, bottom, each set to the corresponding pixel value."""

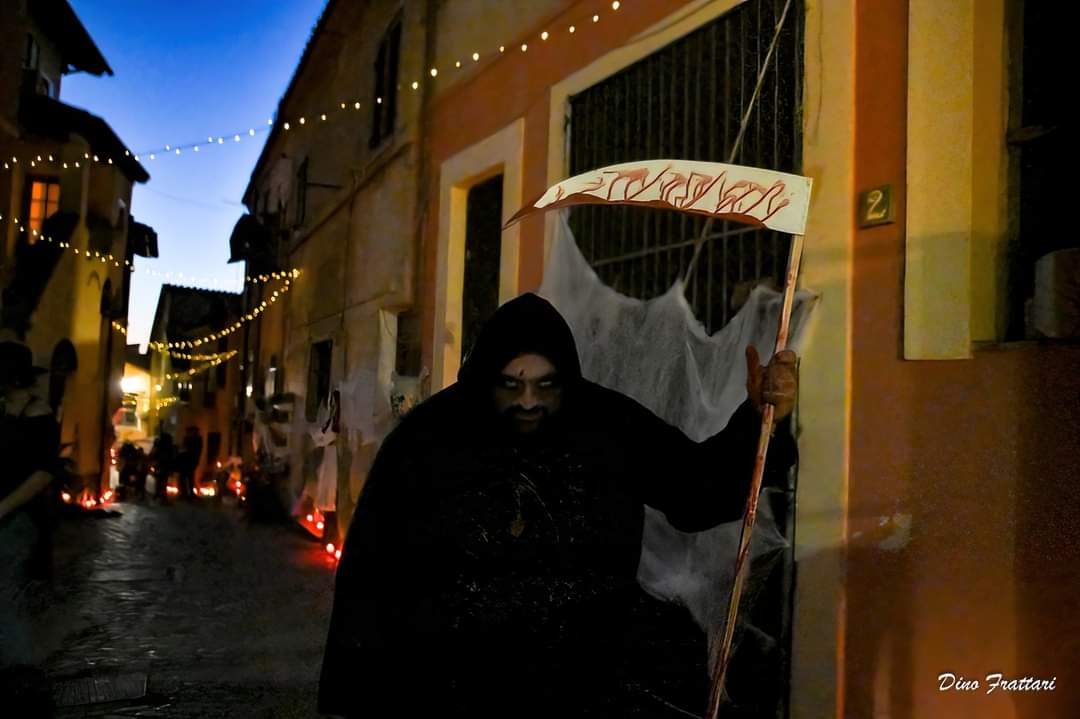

left=411, top=81, right=419, bottom=90
left=521, top=43, right=528, bottom=52
left=541, top=31, right=549, bottom=40
left=430, top=68, right=438, bottom=77
left=569, top=25, right=576, bottom=33
left=593, top=14, right=600, bottom=22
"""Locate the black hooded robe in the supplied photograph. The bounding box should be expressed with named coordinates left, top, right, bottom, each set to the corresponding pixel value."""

left=318, top=294, right=794, bottom=718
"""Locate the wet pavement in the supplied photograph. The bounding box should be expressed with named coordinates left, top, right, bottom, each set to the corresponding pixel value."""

left=28, top=497, right=336, bottom=718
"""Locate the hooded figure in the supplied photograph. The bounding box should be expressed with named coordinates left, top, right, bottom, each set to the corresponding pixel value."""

left=318, top=294, right=795, bottom=718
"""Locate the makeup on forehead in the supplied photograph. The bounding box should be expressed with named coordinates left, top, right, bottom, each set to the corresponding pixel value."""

left=502, top=370, right=560, bottom=381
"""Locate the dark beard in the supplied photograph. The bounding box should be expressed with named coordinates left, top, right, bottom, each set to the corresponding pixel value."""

left=500, top=406, right=551, bottom=436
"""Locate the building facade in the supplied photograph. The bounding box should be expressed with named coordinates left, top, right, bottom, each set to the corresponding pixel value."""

left=147, top=284, right=243, bottom=486
left=235, top=0, right=435, bottom=539
left=0, top=0, right=155, bottom=495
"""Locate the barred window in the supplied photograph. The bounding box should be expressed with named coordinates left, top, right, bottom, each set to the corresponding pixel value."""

left=568, top=0, right=803, bottom=334
left=370, top=16, right=402, bottom=149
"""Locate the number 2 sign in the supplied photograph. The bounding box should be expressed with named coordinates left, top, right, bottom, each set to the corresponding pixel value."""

left=858, top=184, right=894, bottom=227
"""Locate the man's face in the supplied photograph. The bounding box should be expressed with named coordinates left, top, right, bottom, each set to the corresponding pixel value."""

left=493, top=353, right=563, bottom=434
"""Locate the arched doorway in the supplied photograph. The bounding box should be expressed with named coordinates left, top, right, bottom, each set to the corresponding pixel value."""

left=49, top=339, right=77, bottom=416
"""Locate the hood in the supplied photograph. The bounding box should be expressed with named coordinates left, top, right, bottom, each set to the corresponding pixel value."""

left=457, top=293, right=582, bottom=391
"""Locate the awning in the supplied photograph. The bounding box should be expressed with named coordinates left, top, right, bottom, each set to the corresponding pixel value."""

left=228, top=214, right=272, bottom=263
left=29, top=0, right=113, bottom=76
left=41, top=210, right=80, bottom=244
left=128, top=219, right=158, bottom=258
left=19, top=95, right=148, bottom=183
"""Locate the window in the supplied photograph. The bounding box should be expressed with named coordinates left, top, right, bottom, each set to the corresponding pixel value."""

left=394, top=312, right=421, bottom=377
left=25, top=178, right=60, bottom=241
left=202, top=370, right=217, bottom=409
left=567, top=0, right=803, bottom=334
left=206, top=432, right=222, bottom=464
left=370, top=16, right=402, bottom=148
left=461, top=174, right=504, bottom=360
left=295, top=158, right=309, bottom=226
left=215, top=337, right=228, bottom=387
left=1005, top=0, right=1070, bottom=339
left=305, top=340, right=333, bottom=421
left=265, top=354, right=283, bottom=397
left=24, top=34, right=39, bottom=70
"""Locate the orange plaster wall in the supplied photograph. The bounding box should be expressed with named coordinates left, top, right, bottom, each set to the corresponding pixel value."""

left=421, top=0, right=693, bottom=374
left=850, top=2, right=1080, bottom=718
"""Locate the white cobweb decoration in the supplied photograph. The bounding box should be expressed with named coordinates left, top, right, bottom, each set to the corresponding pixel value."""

left=539, top=211, right=817, bottom=668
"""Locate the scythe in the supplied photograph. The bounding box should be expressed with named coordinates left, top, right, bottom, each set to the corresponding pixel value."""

left=506, top=157, right=812, bottom=718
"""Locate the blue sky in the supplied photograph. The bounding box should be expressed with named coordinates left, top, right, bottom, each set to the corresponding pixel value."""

left=62, top=0, right=327, bottom=346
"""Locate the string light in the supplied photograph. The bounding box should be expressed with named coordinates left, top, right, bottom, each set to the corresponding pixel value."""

left=1, top=3, right=630, bottom=170
left=116, top=277, right=295, bottom=351
left=163, top=350, right=238, bottom=381
left=110, top=279, right=292, bottom=350
left=156, top=396, right=180, bottom=411
left=0, top=213, right=300, bottom=287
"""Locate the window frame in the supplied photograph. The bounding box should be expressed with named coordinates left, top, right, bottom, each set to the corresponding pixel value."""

left=23, top=176, right=61, bottom=242
left=305, top=339, right=333, bottom=422
left=370, top=14, right=402, bottom=149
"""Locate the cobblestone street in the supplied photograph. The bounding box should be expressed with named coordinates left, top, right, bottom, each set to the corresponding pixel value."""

left=29, top=498, right=336, bottom=718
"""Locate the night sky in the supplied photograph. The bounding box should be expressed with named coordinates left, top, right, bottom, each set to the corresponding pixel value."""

left=61, top=0, right=327, bottom=346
